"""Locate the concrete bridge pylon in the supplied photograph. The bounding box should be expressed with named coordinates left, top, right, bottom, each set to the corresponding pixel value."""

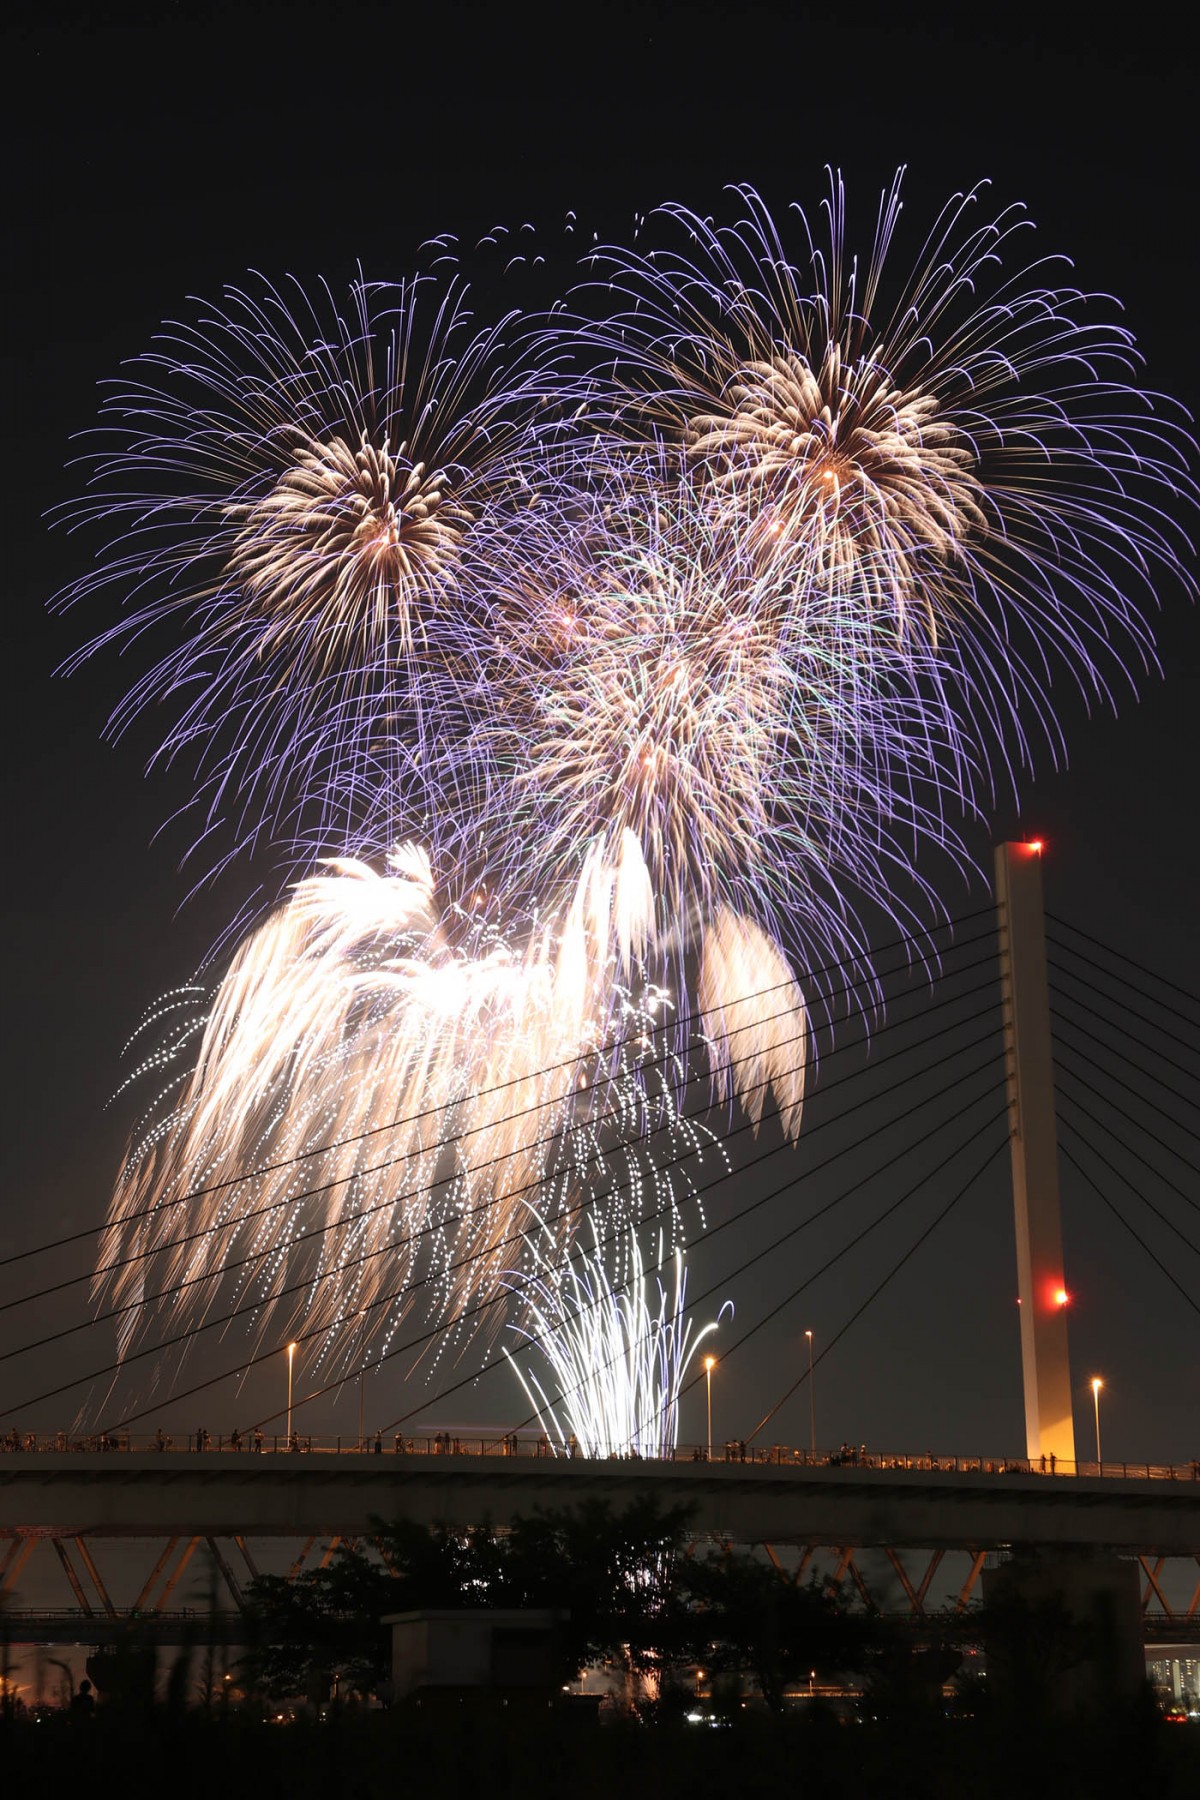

left=995, top=840, right=1077, bottom=1468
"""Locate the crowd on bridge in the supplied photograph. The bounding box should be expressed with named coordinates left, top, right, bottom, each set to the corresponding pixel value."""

left=3, top=1425, right=1198, bottom=1481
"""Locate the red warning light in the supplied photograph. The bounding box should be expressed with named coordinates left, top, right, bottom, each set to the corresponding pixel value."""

left=1053, top=1287, right=1069, bottom=1308
left=1026, top=839, right=1044, bottom=855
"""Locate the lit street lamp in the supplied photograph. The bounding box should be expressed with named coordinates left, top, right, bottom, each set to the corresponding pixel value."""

left=805, top=1329, right=815, bottom=1456
left=1090, top=1376, right=1103, bottom=1469
left=704, top=1356, right=715, bottom=1461
left=286, top=1341, right=298, bottom=1442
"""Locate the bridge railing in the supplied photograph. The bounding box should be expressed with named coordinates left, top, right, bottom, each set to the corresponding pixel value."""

left=2, top=1431, right=1198, bottom=1482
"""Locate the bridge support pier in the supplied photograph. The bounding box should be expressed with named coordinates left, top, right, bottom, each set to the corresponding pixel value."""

left=981, top=1550, right=1145, bottom=1714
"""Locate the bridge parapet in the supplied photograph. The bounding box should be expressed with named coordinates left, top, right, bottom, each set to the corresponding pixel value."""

left=2, top=1453, right=1199, bottom=1554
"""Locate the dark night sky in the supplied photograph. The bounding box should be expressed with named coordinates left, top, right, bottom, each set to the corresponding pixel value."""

left=3, top=2, right=1197, bottom=1461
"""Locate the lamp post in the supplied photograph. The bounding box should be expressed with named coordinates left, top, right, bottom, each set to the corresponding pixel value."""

left=286, top=1341, right=298, bottom=1442
left=805, top=1329, right=815, bottom=1457
left=1090, top=1377, right=1103, bottom=1469
left=704, top=1356, right=715, bottom=1461
left=357, top=1310, right=368, bottom=1450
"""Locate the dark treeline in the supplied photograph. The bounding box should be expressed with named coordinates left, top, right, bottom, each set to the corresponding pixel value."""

left=3, top=1500, right=1196, bottom=1796
left=238, top=1496, right=870, bottom=1706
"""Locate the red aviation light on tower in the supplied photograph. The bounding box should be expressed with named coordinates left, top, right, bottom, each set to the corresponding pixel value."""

left=1021, top=838, right=1044, bottom=856
left=1052, top=1285, right=1070, bottom=1310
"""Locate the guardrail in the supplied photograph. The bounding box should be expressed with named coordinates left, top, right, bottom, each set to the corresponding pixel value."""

left=2, top=1431, right=1198, bottom=1481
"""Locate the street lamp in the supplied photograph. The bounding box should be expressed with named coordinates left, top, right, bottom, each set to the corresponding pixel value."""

left=1090, top=1377, right=1103, bottom=1469
left=805, top=1329, right=815, bottom=1457
left=286, top=1341, right=298, bottom=1442
left=704, top=1356, right=715, bottom=1461
left=357, top=1309, right=369, bottom=1450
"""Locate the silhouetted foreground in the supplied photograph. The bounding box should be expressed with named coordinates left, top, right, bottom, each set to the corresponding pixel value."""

left=3, top=1699, right=1199, bottom=1800
left=6, top=1502, right=1191, bottom=1794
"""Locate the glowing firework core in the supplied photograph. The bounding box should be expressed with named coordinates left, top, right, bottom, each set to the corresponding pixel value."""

left=229, top=432, right=468, bottom=660
left=690, top=346, right=985, bottom=641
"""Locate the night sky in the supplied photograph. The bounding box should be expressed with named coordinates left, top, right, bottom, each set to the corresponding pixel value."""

left=4, top=2, right=1197, bottom=1464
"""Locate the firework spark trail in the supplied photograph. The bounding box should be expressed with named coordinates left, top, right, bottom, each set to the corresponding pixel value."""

left=99, top=835, right=773, bottom=1374
left=53, top=269, right=564, bottom=879
left=503, top=1222, right=730, bottom=1458
left=570, top=174, right=1197, bottom=788
left=475, top=456, right=974, bottom=1017
left=58, top=173, right=1197, bottom=1387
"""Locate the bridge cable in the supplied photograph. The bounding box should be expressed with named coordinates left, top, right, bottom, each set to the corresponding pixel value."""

left=381, top=1096, right=1010, bottom=1446
left=1047, top=1011, right=1200, bottom=1140
left=80, top=1068, right=1008, bottom=1434
left=249, top=1088, right=1012, bottom=1447
left=1045, top=954, right=1200, bottom=1061
left=489, top=1107, right=1011, bottom=1458
left=1046, top=968, right=1200, bottom=1089
left=1057, top=1137, right=1200, bottom=1321
left=1056, top=1092, right=1200, bottom=1257
left=1044, top=921, right=1200, bottom=1030
left=1053, top=1062, right=1200, bottom=1217
left=694, top=1137, right=1014, bottom=1447
left=0, top=963, right=1002, bottom=1327
left=0, top=912, right=998, bottom=1271
left=77, top=1048, right=1003, bottom=1428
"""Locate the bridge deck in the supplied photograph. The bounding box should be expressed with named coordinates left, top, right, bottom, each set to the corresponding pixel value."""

left=3, top=1453, right=1199, bottom=1554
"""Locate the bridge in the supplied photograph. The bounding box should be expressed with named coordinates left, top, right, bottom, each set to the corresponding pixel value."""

left=2, top=854, right=1197, bottom=1664
left=3, top=1449, right=1198, bottom=1642
left=5, top=1448, right=1200, bottom=1547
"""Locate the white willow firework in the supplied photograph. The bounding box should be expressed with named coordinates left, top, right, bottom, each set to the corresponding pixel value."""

left=503, top=1224, right=730, bottom=1458
left=99, top=836, right=743, bottom=1371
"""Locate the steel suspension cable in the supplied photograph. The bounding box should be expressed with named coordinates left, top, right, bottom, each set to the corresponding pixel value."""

left=1, top=965, right=1003, bottom=1325
left=0, top=916, right=999, bottom=1272
left=82, top=1064, right=1008, bottom=1433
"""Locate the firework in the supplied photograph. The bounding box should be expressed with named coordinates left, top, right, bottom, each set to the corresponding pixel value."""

left=503, top=1223, right=729, bottom=1458
left=54, top=269, right=559, bottom=877
left=476, top=456, right=965, bottom=1008
left=571, top=174, right=1197, bottom=779
left=62, top=175, right=1196, bottom=1394
left=99, top=837, right=724, bottom=1371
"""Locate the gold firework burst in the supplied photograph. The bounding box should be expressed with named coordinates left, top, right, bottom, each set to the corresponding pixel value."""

left=688, top=343, right=986, bottom=643
left=229, top=431, right=471, bottom=667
